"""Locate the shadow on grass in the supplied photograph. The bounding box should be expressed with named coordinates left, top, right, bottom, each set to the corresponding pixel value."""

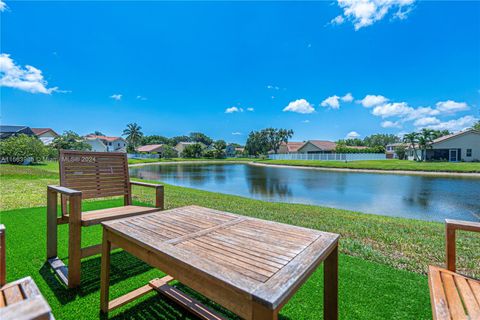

left=40, top=250, right=152, bottom=304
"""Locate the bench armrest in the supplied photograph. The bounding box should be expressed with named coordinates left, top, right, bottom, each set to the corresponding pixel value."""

left=130, top=181, right=164, bottom=209
left=445, top=219, right=480, bottom=272
left=47, top=185, right=82, bottom=196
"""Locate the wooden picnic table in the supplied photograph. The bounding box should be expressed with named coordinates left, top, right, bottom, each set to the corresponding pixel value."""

left=100, top=205, right=340, bottom=320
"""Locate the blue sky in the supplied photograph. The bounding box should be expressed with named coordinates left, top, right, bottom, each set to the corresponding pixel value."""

left=1, top=1, right=479, bottom=143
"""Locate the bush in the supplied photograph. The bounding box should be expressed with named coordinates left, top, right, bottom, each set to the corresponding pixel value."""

left=181, top=143, right=204, bottom=158
left=162, top=145, right=178, bottom=159
left=0, top=134, right=46, bottom=164
left=335, top=145, right=385, bottom=153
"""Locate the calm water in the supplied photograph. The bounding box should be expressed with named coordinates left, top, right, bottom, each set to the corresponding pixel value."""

left=130, top=163, right=480, bottom=222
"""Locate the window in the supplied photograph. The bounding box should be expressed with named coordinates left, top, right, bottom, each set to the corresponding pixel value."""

left=466, top=149, right=472, bottom=157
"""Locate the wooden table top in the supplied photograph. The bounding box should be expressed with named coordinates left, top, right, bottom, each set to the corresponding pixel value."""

left=102, top=205, right=339, bottom=310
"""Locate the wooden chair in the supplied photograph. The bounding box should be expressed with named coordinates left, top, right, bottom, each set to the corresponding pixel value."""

left=0, top=225, right=54, bottom=319
left=428, top=219, right=480, bottom=320
left=46, top=150, right=164, bottom=288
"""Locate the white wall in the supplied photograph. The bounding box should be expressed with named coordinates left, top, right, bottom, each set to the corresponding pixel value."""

left=433, top=131, right=480, bottom=162
left=86, top=139, right=107, bottom=152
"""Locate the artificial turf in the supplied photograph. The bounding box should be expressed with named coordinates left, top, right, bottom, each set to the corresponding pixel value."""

left=1, top=200, right=431, bottom=319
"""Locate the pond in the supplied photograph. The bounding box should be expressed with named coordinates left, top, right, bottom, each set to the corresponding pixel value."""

left=129, top=163, right=480, bottom=222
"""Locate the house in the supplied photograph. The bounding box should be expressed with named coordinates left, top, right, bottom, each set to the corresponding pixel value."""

left=31, top=128, right=59, bottom=145
left=385, top=143, right=407, bottom=159
left=225, top=144, right=236, bottom=157
left=278, top=142, right=305, bottom=154
left=174, top=142, right=206, bottom=154
left=137, top=144, right=165, bottom=155
left=84, top=134, right=127, bottom=152
left=407, top=129, right=480, bottom=162
left=296, top=140, right=337, bottom=154
left=0, top=125, right=35, bottom=139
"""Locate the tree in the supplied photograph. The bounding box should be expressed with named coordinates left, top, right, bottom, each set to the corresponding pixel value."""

left=141, top=135, right=170, bottom=145
left=337, top=138, right=365, bottom=146
left=90, top=131, right=104, bottom=136
left=431, top=130, right=451, bottom=139
left=363, top=134, right=400, bottom=148
left=0, top=134, right=46, bottom=164
left=189, top=132, right=213, bottom=146
left=122, top=123, right=143, bottom=152
left=403, top=132, right=420, bottom=161
left=212, top=140, right=227, bottom=159
left=417, top=128, right=435, bottom=161
left=245, top=130, right=269, bottom=156
left=394, top=145, right=407, bottom=160
left=51, top=131, right=92, bottom=151
left=473, top=121, right=480, bottom=131
left=162, top=145, right=178, bottom=159
left=265, top=128, right=294, bottom=154
left=169, top=135, right=191, bottom=146
left=181, top=143, right=204, bottom=158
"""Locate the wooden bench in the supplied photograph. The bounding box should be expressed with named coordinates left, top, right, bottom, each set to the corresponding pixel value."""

left=46, top=150, right=164, bottom=288
left=0, top=225, right=54, bottom=320
left=428, top=219, right=480, bottom=320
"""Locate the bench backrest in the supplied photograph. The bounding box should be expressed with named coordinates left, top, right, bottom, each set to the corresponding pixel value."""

left=59, top=150, right=131, bottom=207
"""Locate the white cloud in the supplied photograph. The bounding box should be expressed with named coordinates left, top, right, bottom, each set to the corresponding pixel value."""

left=424, top=116, right=477, bottom=132
left=231, top=132, right=242, bottom=135
left=136, top=95, right=147, bottom=101
left=346, top=131, right=360, bottom=139
left=435, top=100, right=469, bottom=114
left=267, top=85, right=280, bottom=90
left=381, top=120, right=402, bottom=128
left=341, top=93, right=354, bottom=102
left=331, top=15, right=345, bottom=25
left=335, top=0, right=415, bottom=30
left=225, top=106, right=243, bottom=113
left=413, top=117, right=441, bottom=127
left=320, top=95, right=340, bottom=109
left=402, top=106, right=439, bottom=121
left=247, top=107, right=254, bottom=112
left=283, top=99, right=315, bottom=114
left=0, top=1, right=7, bottom=12
left=358, top=94, right=389, bottom=108
left=110, top=94, right=122, bottom=101
left=0, top=53, right=59, bottom=94
left=372, top=102, right=412, bottom=118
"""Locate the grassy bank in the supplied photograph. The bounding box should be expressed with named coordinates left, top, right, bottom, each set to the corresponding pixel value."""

left=1, top=162, right=479, bottom=318
left=257, top=159, right=480, bottom=173
left=128, top=157, right=252, bottom=164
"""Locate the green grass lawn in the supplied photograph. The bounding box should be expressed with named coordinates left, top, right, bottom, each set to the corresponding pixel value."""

left=128, top=157, right=252, bottom=164
left=1, top=162, right=479, bottom=319
left=257, top=159, right=480, bottom=173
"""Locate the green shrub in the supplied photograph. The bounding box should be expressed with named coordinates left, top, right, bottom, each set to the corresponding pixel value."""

left=0, top=134, right=46, bottom=164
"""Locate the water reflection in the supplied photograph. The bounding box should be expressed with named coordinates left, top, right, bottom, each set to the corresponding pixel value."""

left=129, top=164, right=480, bottom=222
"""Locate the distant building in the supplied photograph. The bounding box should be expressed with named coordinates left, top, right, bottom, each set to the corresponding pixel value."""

left=407, top=129, right=480, bottom=162
left=278, top=142, right=305, bottom=154
left=31, top=128, right=59, bottom=145
left=174, top=142, right=206, bottom=154
left=137, top=144, right=165, bottom=154
left=296, top=140, right=337, bottom=154
left=225, top=144, right=236, bottom=157
left=386, top=143, right=407, bottom=159
left=84, top=134, right=127, bottom=152
left=0, top=125, right=35, bottom=140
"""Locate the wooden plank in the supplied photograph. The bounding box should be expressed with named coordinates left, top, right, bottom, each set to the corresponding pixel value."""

left=454, top=275, right=480, bottom=319
left=81, top=207, right=159, bottom=227
left=2, top=284, right=24, bottom=305
left=47, top=190, right=58, bottom=259
left=0, top=291, right=4, bottom=307
left=445, top=219, right=480, bottom=232
left=100, top=230, right=112, bottom=313
left=151, top=280, right=228, bottom=320
left=446, top=224, right=456, bottom=272
left=441, top=272, right=467, bottom=319
left=428, top=266, right=451, bottom=320
left=0, top=295, right=52, bottom=320
left=324, top=246, right=338, bottom=320
left=107, top=276, right=173, bottom=311
left=48, top=257, right=69, bottom=286
left=67, top=195, right=82, bottom=288
left=470, top=279, right=480, bottom=304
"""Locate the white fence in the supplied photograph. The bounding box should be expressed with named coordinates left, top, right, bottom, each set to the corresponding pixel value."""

left=269, top=153, right=386, bottom=161
left=127, top=153, right=160, bottom=159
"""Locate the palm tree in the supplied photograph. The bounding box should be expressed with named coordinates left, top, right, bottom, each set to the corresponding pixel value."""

left=403, top=132, right=420, bottom=161
left=122, top=123, right=143, bottom=151
left=417, top=128, right=435, bottom=161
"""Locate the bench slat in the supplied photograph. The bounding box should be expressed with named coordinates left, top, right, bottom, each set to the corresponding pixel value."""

left=428, top=266, right=451, bottom=320
left=441, top=272, right=466, bottom=319
left=2, top=284, right=24, bottom=305
left=454, top=276, right=480, bottom=319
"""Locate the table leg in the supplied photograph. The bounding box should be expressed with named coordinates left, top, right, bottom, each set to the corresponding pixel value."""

left=100, top=229, right=112, bottom=313
left=324, top=246, right=338, bottom=320
left=46, top=189, right=57, bottom=259
left=252, top=301, right=278, bottom=320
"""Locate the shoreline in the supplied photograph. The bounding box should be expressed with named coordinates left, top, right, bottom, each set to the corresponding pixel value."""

left=250, top=161, right=480, bottom=177
left=129, top=160, right=480, bottom=177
